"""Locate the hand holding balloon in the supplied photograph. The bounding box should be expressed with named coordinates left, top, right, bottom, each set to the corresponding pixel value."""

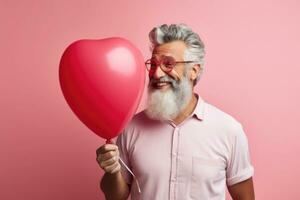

left=96, top=142, right=121, bottom=174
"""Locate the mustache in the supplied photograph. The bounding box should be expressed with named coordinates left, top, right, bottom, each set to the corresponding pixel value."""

left=149, top=76, right=177, bottom=86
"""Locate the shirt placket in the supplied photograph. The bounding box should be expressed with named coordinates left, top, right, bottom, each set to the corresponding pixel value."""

left=169, top=126, right=180, bottom=200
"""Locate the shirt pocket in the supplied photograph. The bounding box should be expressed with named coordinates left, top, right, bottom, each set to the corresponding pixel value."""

left=190, top=156, right=225, bottom=199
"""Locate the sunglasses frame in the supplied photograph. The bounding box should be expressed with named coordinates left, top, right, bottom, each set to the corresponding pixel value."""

left=145, top=56, right=197, bottom=77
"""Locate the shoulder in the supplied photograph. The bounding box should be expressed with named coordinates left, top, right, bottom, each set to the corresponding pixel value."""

left=119, top=110, right=149, bottom=138
left=116, top=110, right=151, bottom=149
left=204, top=102, right=244, bottom=137
left=126, top=110, right=149, bottom=129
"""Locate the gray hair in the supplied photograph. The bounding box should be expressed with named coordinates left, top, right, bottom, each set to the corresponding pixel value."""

left=149, top=24, right=205, bottom=86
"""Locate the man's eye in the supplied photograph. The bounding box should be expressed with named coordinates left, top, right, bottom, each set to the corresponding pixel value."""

left=164, top=63, right=173, bottom=68
left=150, top=63, right=157, bottom=68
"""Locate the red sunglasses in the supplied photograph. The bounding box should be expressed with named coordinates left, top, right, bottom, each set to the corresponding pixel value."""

left=145, top=56, right=197, bottom=77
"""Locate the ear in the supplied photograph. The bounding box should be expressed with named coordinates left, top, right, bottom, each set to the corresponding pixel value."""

left=190, top=64, right=201, bottom=82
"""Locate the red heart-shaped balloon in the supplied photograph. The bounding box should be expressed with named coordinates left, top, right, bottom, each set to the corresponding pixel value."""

left=59, top=37, right=145, bottom=140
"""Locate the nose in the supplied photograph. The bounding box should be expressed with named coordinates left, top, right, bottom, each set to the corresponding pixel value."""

left=152, top=65, right=166, bottom=79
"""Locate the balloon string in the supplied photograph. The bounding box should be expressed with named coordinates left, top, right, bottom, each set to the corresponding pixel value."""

left=118, top=157, right=142, bottom=194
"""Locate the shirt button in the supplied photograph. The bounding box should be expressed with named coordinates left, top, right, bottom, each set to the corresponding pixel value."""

left=171, top=177, right=176, bottom=182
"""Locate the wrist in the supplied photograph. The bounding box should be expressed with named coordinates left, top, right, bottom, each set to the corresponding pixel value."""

left=106, top=169, right=121, bottom=177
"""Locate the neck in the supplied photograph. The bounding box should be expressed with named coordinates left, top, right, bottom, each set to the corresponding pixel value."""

left=172, top=93, right=197, bottom=125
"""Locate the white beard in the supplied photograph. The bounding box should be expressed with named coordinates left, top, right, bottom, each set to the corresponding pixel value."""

left=145, top=75, right=193, bottom=121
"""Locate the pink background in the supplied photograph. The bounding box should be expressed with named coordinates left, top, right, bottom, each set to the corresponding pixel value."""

left=1, top=0, right=299, bottom=199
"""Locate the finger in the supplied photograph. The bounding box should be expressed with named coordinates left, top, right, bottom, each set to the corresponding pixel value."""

left=110, top=164, right=121, bottom=174
left=96, top=144, right=118, bottom=155
left=97, top=150, right=117, bottom=162
left=97, top=155, right=117, bottom=168
left=101, top=156, right=119, bottom=167
left=96, top=150, right=119, bottom=165
left=104, top=161, right=120, bottom=173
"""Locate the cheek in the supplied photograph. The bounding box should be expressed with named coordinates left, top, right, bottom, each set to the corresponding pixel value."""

left=169, top=69, right=184, bottom=81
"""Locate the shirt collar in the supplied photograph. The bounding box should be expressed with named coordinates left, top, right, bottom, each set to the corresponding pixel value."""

left=192, top=92, right=205, bottom=121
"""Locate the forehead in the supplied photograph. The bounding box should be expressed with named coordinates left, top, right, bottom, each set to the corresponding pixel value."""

left=152, top=40, right=187, bottom=59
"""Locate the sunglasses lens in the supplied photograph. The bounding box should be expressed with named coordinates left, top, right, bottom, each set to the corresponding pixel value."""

left=150, top=59, right=158, bottom=70
left=146, top=56, right=176, bottom=77
left=145, top=60, right=155, bottom=71
left=162, top=57, right=175, bottom=70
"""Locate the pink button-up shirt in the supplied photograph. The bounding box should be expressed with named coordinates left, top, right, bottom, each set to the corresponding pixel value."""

left=116, top=93, right=254, bottom=200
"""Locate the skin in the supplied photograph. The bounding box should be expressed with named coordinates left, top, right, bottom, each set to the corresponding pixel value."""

left=228, top=178, right=255, bottom=200
left=151, top=40, right=200, bottom=125
left=97, top=40, right=255, bottom=200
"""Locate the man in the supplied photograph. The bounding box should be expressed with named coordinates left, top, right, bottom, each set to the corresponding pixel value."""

left=96, top=24, right=255, bottom=200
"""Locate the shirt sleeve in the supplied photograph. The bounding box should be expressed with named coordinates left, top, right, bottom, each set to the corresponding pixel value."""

left=116, top=130, right=133, bottom=185
left=226, top=124, right=254, bottom=186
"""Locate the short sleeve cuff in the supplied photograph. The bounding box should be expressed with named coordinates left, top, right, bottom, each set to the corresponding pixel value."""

left=227, top=165, right=254, bottom=186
